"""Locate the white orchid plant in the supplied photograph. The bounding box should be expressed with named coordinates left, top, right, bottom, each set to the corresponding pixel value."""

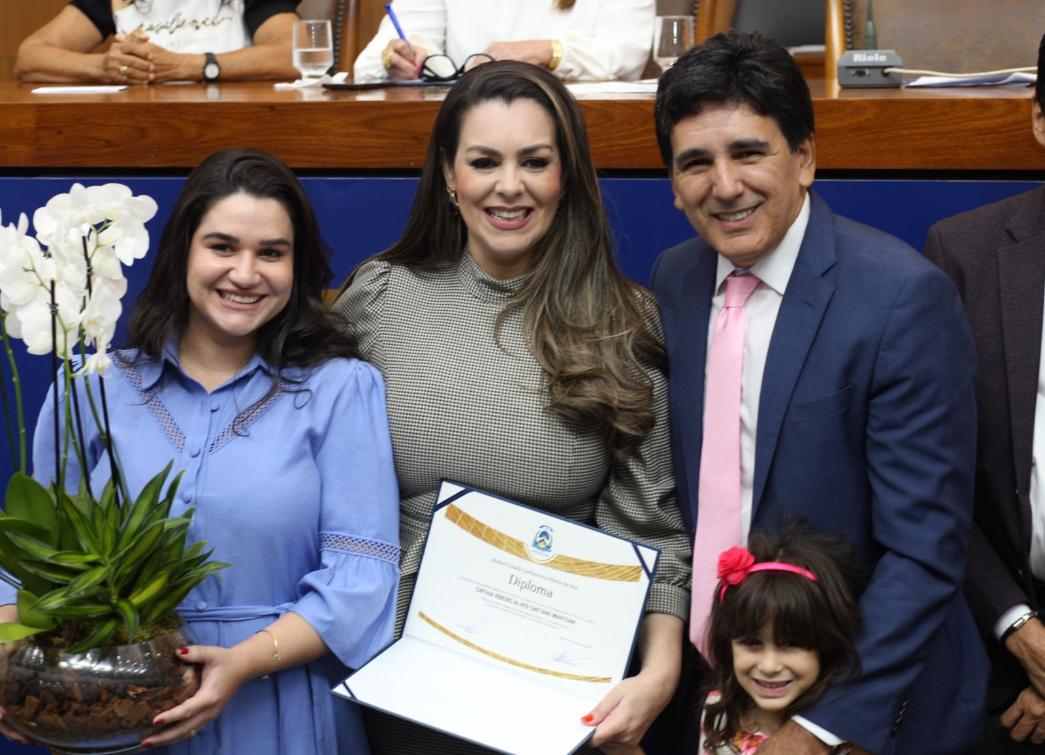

left=0, top=184, right=226, bottom=652
left=0, top=183, right=156, bottom=469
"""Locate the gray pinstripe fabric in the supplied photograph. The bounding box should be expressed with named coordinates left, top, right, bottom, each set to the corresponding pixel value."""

left=333, top=254, right=692, bottom=753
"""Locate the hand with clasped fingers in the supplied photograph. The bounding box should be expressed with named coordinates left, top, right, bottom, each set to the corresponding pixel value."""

left=1003, top=615, right=1045, bottom=742
left=1002, top=687, right=1045, bottom=744
left=101, top=29, right=154, bottom=83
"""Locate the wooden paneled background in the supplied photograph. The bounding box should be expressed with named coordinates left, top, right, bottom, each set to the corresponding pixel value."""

left=1, top=1, right=67, bottom=80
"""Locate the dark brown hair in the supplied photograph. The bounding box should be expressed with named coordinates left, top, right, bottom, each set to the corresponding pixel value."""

left=362, top=60, right=664, bottom=458
left=702, top=527, right=863, bottom=748
left=126, top=148, right=357, bottom=370
left=655, top=31, right=814, bottom=166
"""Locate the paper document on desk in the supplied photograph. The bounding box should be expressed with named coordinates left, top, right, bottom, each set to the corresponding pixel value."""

left=32, top=86, right=127, bottom=94
left=906, top=71, right=1036, bottom=88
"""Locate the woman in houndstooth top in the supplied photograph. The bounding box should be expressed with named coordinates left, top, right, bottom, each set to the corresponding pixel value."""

left=335, top=60, right=691, bottom=754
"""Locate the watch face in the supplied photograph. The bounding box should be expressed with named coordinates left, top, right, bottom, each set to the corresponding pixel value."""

left=204, top=59, right=220, bottom=81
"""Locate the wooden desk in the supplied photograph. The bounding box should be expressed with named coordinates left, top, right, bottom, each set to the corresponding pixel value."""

left=0, top=79, right=1040, bottom=171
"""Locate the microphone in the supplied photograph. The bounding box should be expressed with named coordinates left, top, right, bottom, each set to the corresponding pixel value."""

left=837, top=0, right=903, bottom=88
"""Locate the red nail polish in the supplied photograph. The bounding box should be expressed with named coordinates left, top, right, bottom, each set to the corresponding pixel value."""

left=581, top=713, right=594, bottom=724
left=178, top=647, right=189, bottom=655
left=153, top=718, right=165, bottom=726
left=142, top=743, right=153, bottom=749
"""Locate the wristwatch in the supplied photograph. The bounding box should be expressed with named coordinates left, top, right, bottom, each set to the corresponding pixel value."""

left=203, top=52, right=221, bottom=82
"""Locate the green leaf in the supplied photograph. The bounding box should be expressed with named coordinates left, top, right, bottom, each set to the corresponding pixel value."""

left=114, top=518, right=164, bottom=564
left=129, top=573, right=168, bottom=608
left=0, top=514, right=48, bottom=541
left=17, top=559, right=81, bottom=584
left=32, top=587, right=77, bottom=612
left=58, top=489, right=100, bottom=553
left=119, top=462, right=172, bottom=544
left=5, top=473, right=57, bottom=543
left=115, top=599, right=139, bottom=643
left=50, top=551, right=101, bottom=567
left=16, top=589, right=54, bottom=630
left=44, top=603, right=112, bottom=618
left=65, top=565, right=110, bottom=598
left=68, top=618, right=118, bottom=653
left=3, top=529, right=60, bottom=562
left=0, top=622, right=47, bottom=643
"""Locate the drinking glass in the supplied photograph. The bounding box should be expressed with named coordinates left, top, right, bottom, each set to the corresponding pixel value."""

left=293, top=19, right=334, bottom=79
left=653, top=15, right=695, bottom=71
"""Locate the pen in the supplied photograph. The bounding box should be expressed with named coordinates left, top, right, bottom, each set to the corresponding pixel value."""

left=384, top=3, right=414, bottom=56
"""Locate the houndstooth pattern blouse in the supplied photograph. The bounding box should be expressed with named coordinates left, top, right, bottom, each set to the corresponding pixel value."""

left=334, top=255, right=692, bottom=623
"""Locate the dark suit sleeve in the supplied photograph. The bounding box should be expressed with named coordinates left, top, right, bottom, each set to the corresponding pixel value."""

left=803, top=264, right=979, bottom=749
left=925, top=223, right=1031, bottom=634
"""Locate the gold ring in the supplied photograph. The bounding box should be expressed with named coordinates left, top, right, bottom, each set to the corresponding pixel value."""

left=190, top=729, right=199, bottom=737
left=381, top=49, right=393, bottom=69
left=119, top=64, right=128, bottom=74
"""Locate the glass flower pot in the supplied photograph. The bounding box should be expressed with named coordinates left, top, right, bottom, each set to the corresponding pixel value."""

left=0, top=627, right=199, bottom=754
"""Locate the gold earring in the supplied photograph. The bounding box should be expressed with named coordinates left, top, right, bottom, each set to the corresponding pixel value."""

left=446, top=185, right=459, bottom=209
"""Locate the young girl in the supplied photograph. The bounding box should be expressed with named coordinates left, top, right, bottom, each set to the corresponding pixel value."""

left=700, top=528, right=864, bottom=755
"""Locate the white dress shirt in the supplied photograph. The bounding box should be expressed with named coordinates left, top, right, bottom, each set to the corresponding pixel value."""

left=704, top=194, right=841, bottom=746
left=352, top=0, right=654, bottom=82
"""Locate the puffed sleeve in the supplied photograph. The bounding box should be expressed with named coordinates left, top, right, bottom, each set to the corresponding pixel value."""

left=594, top=300, right=691, bottom=618
left=557, top=0, right=654, bottom=81
left=352, top=0, right=448, bottom=81
left=333, top=259, right=392, bottom=369
left=288, top=360, right=400, bottom=669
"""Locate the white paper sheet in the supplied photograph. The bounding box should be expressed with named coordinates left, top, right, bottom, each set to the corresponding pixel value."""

left=31, top=86, right=128, bottom=94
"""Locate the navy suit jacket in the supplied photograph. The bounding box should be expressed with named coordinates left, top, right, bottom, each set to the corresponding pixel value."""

left=650, top=192, right=988, bottom=753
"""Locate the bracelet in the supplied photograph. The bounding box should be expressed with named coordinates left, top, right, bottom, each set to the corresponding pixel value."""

left=256, top=628, right=281, bottom=664
left=548, top=39, right=564, bottom=71
left=1002, top=610, right=1038, bottom=644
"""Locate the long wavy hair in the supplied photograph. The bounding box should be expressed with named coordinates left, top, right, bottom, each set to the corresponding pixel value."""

left=366, top=60, right=664, bottom=459
left=126, top=148, right=357, bottom=370
left=702, top=527, right=864, bottom=749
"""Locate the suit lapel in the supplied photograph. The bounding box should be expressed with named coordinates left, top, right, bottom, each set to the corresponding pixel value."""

left=998, top=192, right=1045, bottom=542
left=672, top=245, right=717, bottom=523
left=752, top=193, right=836, bottom=517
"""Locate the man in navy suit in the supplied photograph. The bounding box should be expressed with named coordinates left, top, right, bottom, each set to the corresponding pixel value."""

left=650, top=32, right=987, bottom=753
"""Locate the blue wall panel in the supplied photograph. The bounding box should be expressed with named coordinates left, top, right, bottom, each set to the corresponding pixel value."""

left=0, top=174, right=1038, bottom=755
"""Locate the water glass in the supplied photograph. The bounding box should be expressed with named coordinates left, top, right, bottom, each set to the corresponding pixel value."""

left=654, top=15, right=695, bottom=72
left=293, top=19, right=334, bottom=79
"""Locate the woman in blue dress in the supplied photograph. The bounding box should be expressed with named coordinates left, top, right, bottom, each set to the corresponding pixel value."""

left=2, top=148, right=399, bottom=753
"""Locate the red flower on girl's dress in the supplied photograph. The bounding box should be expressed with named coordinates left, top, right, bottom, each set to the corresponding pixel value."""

left=717, top=546, right=756, bottom=587
left=731, top=729, right=768, bottom=754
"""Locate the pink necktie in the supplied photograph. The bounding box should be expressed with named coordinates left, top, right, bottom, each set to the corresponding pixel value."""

left=690, top=272, right=761, bottom=657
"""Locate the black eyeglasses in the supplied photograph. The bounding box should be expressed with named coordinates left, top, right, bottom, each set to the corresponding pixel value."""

left=419, top=53, right=495, bottom=82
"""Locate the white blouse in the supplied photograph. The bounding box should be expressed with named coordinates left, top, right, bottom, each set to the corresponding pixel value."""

left=353, top=0, right=654, bottom=82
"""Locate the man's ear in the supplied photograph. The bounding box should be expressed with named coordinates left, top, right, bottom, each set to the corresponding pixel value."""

left=797, top=135, right=817, bottom=189
left=1033, top=102, right=1045, bottom=149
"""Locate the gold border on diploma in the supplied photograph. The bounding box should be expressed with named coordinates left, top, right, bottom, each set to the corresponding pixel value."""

left=418, top=611, right=612, bottom=683
left=445, top=503, right=642, bottom=582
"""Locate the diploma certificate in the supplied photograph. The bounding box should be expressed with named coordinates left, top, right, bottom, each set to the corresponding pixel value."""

left=333, top=481, right=659, bottom=755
